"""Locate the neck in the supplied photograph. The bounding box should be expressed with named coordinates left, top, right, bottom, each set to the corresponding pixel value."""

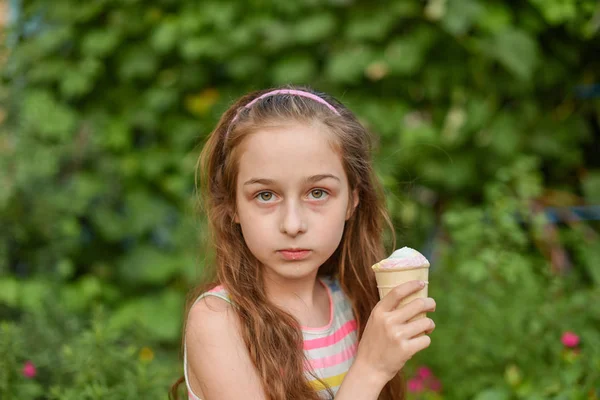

left=265, top=271, right=332, bottom=328
left=262, top=270, right=331, bottom=330
left=263, top=270, right=321, bottom=308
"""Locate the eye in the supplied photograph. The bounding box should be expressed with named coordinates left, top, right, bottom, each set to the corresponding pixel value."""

left=256, top=191, right=276, bottom=203
left=309, top=189, right=328, bottom=200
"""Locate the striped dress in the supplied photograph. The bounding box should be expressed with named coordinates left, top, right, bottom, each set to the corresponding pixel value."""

left=184, top=277, right=358, bottom=399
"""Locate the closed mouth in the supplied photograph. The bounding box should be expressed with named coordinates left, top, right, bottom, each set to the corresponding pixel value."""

left=278, top=249, right=312, bottom=260
left=279, top=248, right=310, bottom=252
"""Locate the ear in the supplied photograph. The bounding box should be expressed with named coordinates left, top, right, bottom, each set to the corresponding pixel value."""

left=346, top=188, right=359, bottom=220
left=234, top=211, right=240, bottom=224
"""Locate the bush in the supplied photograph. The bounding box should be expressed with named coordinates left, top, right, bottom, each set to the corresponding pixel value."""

left=0, top=290, right=178, bottom=399
left=405, top=158, right=600, bottom=398
left=1, top=0, right=599, bottom=398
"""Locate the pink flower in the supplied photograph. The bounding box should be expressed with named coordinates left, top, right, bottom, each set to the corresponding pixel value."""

left=428, top=377, right=442, bottom=392
left=407, top=378, right=425, bottom=393
left=417, top=366, right=432, bottom=380
left=561, top=331, right=580, bottom=348
left=22, top=361, right=36, bottom=378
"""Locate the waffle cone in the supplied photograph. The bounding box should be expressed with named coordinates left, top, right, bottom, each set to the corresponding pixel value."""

left=374, top=264, right=429, bottom=321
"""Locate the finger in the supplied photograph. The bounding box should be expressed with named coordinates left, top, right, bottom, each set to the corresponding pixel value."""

left=405, top=334, right=432, bottom=356
left=378, top=280, right=426, bottom=312
left=392, top=297, right=436, bottom=322
left=399, top=318, right=435, bottom=339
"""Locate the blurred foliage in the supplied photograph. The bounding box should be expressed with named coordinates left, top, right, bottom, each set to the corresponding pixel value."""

left=408, top=157, right=600, bottom=398
left=0, top=0, right=599, bottom=398
left=0, top=294, right=174, bottom=399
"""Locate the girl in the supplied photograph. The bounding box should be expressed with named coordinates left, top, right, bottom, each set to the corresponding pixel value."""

left=173, top=86, right=436, bottom=400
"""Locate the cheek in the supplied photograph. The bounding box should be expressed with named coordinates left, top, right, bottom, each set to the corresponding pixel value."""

left=237, top=211, right=258, bottom=236
left=237, top=209, right=270, bottom=247
left=238, top=220, right=261, bottom=255
left=313, top=205, right=347, bottom=237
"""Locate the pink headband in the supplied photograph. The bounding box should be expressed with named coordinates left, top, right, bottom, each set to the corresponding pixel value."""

left=227, top=89, right=340, bottom=133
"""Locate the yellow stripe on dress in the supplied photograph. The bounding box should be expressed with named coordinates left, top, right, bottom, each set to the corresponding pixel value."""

left=308, top=371, right=347, bottom=391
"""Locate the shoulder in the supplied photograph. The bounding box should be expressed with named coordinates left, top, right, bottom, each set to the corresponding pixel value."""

left=186, top=285, right=234, bottom=334
left=186, top=294, right=237, bottom=346
left=186, top=294, right=265, bottom=398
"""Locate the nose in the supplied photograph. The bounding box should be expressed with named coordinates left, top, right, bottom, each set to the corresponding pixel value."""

left=279, top=199, right=307, bottom=237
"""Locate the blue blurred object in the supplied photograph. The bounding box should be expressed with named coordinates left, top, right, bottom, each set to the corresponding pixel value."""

left=574, top=84, right=600, bottom=99
left=544, top=205, right=600, bottom=222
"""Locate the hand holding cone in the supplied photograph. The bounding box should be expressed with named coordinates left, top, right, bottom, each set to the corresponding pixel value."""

left=372, top=247, right=430, bottom=321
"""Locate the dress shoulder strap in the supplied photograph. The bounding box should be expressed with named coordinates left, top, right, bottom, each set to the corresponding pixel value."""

left=192, top=285, right=233, bottom=306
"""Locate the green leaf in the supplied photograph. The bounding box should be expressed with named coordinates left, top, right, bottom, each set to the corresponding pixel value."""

left=117, top=246, right=181, bottom=285
left=475, top=2, right=513, bottom=34
left=118, top=46, right=158, bottom=80
left=60, top=58, right=102, bottom=98
left=345, top=8, right=397, bottom=41
left=294, top=14, right=337, bottom=44
left=150, top=19, right=180, bottom=53
left=145, top=87, right=178, bottom=112
left=271, top=54, right=317, bottom=84
left=102, top=117, right=132, bottom=151
left=21, top=90, right=78, bottom=141
left=581, top=170, right=600, bottom=203
left=441, top=0, right=484, bottom=36
left=109, top=290, right=184, bottom=341
left=60, top=69, right=92, bottom=98
left=59, top=276, right=109, bottom=312
left=227, top=54, right=265, bottom=79
left=580, top=245, right=600, bottom=285
left=179, top=36, right=220, bottom=60
left=81, top=29, right=121, bottom=58
left=529, top=0, right=577, bottom=25
left=384, top=38, right=423, bottom=75
left=384, top=26, right=434, bottom=75
left=478, top=28, right=539, bottom=80
left=260, top=19, right=295, bottom=52
left=34, top=26, right=73, bottom=54
left=486, top=112, right=521, bottom=157
left=28, top=60, right=70, bottom=84
left=20, top=281, right=50, bottom=312
left=0, top=278, right=19, bottom=306
left=325, top=45, right=376, bottom=83
left=472, top=387, right=511, bottom=399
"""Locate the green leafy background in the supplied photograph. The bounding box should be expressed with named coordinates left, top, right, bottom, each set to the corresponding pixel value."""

left=1, top=0, right=599, bottom=398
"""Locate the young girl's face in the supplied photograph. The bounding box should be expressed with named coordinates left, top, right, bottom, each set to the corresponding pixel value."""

left=234, top=122, right=357, bottom=283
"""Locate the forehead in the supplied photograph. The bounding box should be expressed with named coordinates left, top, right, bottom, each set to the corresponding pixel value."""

left=236, top=123, right=346, bottom=183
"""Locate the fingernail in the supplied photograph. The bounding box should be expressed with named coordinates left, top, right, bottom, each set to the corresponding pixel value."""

left=420, top=281, right=426, bottom=287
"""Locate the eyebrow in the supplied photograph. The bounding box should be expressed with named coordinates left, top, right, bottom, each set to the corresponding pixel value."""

left=243, top=174, right=341, bottom=186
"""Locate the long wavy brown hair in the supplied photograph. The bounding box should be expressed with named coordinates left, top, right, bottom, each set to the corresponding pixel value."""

left=170, top=85, right=405, bottom=400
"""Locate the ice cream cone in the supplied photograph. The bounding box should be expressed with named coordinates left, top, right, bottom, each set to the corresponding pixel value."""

left=372, top=247, right=430, bottom=321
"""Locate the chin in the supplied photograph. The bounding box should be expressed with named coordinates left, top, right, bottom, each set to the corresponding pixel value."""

left=264, top=260, right=322, bottom=281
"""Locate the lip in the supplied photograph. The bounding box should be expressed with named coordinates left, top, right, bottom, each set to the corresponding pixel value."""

left=278, top=249, right=311, bottom=261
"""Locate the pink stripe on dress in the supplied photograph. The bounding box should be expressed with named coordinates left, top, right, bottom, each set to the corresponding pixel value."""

left=308, top=342, right=357, bottom=370
left=303, top=319, right=357, bottom=350
left=208, top=285, right=225, bottom=293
